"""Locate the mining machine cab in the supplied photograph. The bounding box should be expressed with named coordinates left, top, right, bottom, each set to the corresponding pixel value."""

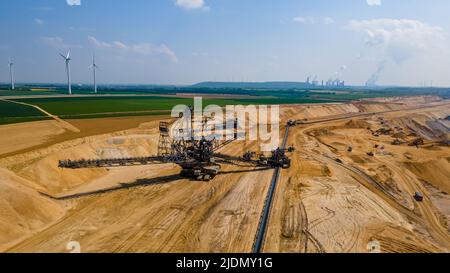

left=414, top=192, right=424, bottom=202
left=243, top=151, right=256, bottom=162
left=178, top=137, right=221, bottom=181
left=179, top=160, right=220, bottom=181
left=287, top=120, right=297, bottom=127
left=257, top=146, right=295, bottom=169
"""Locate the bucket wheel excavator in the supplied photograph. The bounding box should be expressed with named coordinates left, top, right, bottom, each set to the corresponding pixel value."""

left=58, top=111, right=294, bottom=182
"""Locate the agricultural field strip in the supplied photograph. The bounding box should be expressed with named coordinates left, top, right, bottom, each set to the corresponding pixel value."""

left=0, top=99, right=46, bottom=118
left=1, top=99, right=80, bottom=132
left=8, top=96, right=328, bottom=117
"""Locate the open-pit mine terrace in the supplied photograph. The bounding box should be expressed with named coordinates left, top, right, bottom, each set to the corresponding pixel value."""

left=0, top=95, right=449, bottom=253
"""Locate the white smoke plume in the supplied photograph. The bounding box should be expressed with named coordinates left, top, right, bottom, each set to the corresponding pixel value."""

left=365, top=61, right=385, bottom=86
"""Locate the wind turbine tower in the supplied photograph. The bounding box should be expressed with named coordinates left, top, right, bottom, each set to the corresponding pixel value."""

left=89, top=54, right=100, bottom=94
left=60, top=51, right=72, bottom=95
left=8, top=58, right=15, bottom=90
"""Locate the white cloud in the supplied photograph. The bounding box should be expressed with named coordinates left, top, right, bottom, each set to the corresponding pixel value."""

left=367, top=0, right=381, bottom=6
left=348, top=18, right=446, bottom=63
left=136, top=44, right=178, bottom=63
left=66, top=0, right=81, bottom=6
left=88, top=36, right=178, bottom=63
left=293, top=16, right=335, bottom=25
left=323, top=17, right=335, bottom=25
left=175, top=0, right=208, bottom=10
left=42, top=36, right=82, bottom=49
left=35, top=18, right=44, bottom=25
left=88, top=36, right=112, bottom=48
left=293, top=16, right=315, bottom=24
left=113, top=41, right=129, bottom=50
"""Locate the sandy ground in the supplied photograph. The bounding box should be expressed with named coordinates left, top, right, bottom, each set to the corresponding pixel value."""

left=0, top=95, right=448, bottom=253
left=265, top=100, right=450, bottom=253
left=0, top=120, right=66, bottom=156
left=0, top=116, right=169, bottom=159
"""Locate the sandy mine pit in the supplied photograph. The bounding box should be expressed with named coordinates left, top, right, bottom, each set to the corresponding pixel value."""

left=0, top=96, right=449, bottom=253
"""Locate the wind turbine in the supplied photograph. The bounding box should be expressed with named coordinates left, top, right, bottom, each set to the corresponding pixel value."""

left=60, top=51, right=72, bottom=95
left=89, top=54, right=100, bottom=94
left=8, top=57, right=14, bottom=90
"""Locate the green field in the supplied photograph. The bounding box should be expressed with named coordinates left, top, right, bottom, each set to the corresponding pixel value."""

left=0, top=100, right=50, bottom=125
left=14, top=96, right=193, bottom=116
left=0, top=95, right=332, bottom=125
left=12, top=96, right=329, bottom=119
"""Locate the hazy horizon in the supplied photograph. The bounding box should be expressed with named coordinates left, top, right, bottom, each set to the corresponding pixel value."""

left=1, top=0, right=450, bottom=87
left=2, top=81, right=448, bottom=90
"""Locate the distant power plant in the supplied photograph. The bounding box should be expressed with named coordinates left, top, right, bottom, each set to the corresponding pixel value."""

left=306, top=76, right=345, bottom=88
left=326, top=78, right=345, bottom=87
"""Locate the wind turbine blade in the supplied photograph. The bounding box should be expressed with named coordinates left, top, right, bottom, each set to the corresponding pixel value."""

left=66, top=51, right=71, bottom=59
left=60, top=53, right=67, bottom=59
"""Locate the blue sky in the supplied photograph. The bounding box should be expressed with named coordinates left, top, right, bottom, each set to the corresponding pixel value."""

left=1, top=0, right=450, bottom=86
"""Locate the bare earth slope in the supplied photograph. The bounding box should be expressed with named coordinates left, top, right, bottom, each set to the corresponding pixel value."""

left=266, top=99, right=449, bottom=253
left=0, top=96, right=448, bottom=253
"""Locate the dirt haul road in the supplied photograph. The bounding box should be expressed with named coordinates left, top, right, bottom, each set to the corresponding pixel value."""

left=0, top=96, right=449, bottom=253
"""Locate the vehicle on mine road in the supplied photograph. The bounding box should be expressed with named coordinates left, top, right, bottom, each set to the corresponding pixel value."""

left=414, top=192, right=424, bottom=202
